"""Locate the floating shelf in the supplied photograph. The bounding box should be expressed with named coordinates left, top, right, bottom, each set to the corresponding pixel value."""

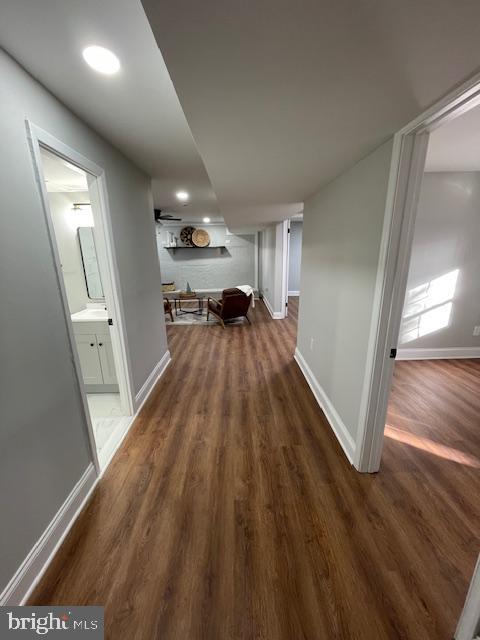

left=165, top=245, right=227, bottom=253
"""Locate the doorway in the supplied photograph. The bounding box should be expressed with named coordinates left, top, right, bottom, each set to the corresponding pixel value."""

left=385, top=103, right=480, bottom=468
left=28, top=124, right=135, bottom=470
left=357, top=73, right=480, bottom=473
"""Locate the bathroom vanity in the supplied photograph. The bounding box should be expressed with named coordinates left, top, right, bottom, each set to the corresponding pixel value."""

left=71, top=307, right=118, bottom=392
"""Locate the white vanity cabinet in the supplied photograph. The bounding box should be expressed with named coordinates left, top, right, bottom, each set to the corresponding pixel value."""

left=97, top=334, right=117, bottom=385
left=72, top=318, right=118, bottom=391
left=75, top=334, right=104, bottom=385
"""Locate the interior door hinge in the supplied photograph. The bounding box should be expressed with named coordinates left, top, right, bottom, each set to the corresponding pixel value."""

left=108, top=318, right=113, bottom=326
left=389, top=348, right=397, bottom=359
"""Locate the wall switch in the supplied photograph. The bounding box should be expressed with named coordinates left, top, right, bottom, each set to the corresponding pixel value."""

left=310, top=337, right=315, bottom=351
left=473, top=326, right=480, bottom=336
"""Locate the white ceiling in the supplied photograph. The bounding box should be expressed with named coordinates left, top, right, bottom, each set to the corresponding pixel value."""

left=425, top=103, right=480, bottom=172
left=0, top=0, right=218, bottom=216
left=141, top=0, right=480, bottom=226
left=40, top=148, right=89, bottom=193
left=4, top=2, right=480, bottom=229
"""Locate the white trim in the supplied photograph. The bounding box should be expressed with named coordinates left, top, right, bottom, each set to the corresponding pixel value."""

left=254, top=231, right=259, bottom=291
left=135, top=350, right=171, bottom=411
left=0, top=350, right=172, bottom=605
left=262, top=296, right=284, bottom=320
left=397, top=347, right=480, bottom=360
left=26, top=123, right=101, bottom=473
left=294, top=348, right=355, bottom=463
left=282, top=219, right=290, bottom=317
left=455, top=555, right=480, bottom=640
left=356, top=68, right=480, bottom=473
left=0, top=464, right=97, bottom=606
left=97, top=418, right=133, bottom=471
left=288, top=290, right=300, bottom=297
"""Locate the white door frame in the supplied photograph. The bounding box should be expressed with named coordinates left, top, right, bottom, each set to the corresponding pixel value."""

left=281, top=219, right=290, bottom=317
left=455, top=554, right=480, bottom=640
left=355, top=70, right=480, bottom=472
left=26, top=122, right=136, bottom=472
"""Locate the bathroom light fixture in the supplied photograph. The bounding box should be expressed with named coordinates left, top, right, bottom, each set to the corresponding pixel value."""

left=82, top=46, right=120, bottom=74
left=203, top=217, right=211, bottom=223
left=176, top=190, right=189, bottom=202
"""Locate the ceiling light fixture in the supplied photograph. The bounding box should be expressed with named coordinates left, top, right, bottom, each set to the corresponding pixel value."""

left=176, top=190, right=189, bottom=202
left=203, top=217, right=211, bottom=223
left=82, top=46, right=120, bottom=75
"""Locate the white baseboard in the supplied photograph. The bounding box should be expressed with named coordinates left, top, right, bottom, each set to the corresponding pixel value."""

left=262, top=296, right=284, bottom=320
left=397, top=347, right=480, bottom=360
left=97, top=417, right=134, bottom=472
left=135, top=350, right=171, bottom=411
left=0, top=464, right=98, bottom=606
left=294, top=348, right=355, bottom=463
left=0, top=351, right=172, bottom=607
left=288, top=290, right=300, bottom=297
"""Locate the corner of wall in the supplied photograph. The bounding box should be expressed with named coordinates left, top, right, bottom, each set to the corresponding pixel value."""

left=0, top=464, right=98, bottom=606
left=134, top=349, right=171, bottom=411
left=294, top=347, right=356, bottom=463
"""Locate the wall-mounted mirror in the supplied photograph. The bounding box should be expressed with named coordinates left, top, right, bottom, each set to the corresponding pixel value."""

left=77, top=227, right=104, bottom=299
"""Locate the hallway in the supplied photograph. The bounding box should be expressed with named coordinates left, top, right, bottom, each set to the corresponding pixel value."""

left=30, top=298, right=480, bottom=639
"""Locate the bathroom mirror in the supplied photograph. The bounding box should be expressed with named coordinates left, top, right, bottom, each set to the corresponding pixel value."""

left=77, top=227, right=104, bottom=299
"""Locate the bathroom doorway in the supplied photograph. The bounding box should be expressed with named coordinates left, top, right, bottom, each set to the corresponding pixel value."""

left=29, top=124, right=135, bottom=470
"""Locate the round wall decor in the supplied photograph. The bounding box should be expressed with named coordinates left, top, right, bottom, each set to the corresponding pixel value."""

left=180, top=226, right=196, bottom=246
left=192, top=228, right=210, bottom=247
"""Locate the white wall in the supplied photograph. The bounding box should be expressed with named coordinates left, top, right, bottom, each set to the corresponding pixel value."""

left=259, top=222, right=285, bottom=317
left=0, top=50, right=167, bottom=597
left=288, top=221, right=302, bottom=294
left=296, top=140, right=393, bottom=457
left=156, top=223, right=256, bottom=290
left=48, top=191, right=91, bottom=314
left=398, top=172, right=480, bottom=354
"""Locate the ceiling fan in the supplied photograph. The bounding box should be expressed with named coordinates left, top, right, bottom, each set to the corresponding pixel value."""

left=154, top=209, right=182, bottom=222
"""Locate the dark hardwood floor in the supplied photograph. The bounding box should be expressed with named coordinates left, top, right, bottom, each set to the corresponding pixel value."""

left=30, top=297, right=480, bottom=639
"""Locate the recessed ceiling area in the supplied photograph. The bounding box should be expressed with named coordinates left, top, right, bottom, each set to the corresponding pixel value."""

left=425, top=103, right=480, bottom=172
left=0, top=0, right=218, bottom=217
left=142, top=0, right=480, bottom=226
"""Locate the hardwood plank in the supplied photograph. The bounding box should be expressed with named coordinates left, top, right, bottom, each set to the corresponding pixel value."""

left=29, top=298, right=480, bottom=639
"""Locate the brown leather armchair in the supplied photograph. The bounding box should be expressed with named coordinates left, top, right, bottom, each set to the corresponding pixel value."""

left=207, top=288, right=252, bottom=328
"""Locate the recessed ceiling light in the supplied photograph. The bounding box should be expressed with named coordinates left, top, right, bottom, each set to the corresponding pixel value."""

left=82, top=46, right=120, bottom=75
left=176, top=190, right=189, bottom=202
left=203, top=217, right=211, bottom=223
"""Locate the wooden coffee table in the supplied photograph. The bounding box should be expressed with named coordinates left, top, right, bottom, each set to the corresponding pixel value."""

left=173, top=295, right=205, bottom=316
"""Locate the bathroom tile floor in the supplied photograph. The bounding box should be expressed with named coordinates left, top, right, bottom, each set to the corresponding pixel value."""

left=87, top=394, right=127, bottom=453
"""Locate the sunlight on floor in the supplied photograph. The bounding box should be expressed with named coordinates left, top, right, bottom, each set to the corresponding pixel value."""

left=385, top=424, right=480, bottom=468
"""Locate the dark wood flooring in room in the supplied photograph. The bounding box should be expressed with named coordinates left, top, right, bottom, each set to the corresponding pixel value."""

left=30, top=298, right=480, bottom=639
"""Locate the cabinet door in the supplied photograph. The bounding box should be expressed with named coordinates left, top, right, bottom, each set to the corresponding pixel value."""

left=97, top=334, right=118, bottom=384
left=75, top=334, right=103, bottom=385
